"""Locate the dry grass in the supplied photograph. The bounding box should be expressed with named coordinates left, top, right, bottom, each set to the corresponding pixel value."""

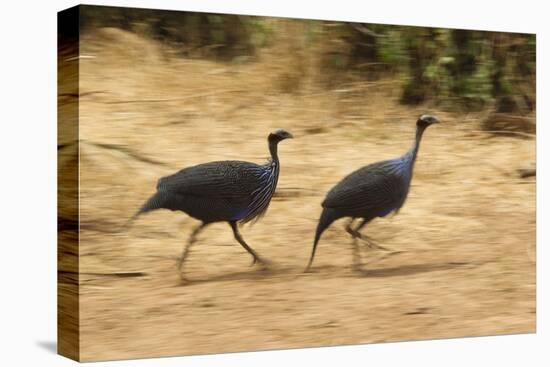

left=60, top=28, right=535, bottom=361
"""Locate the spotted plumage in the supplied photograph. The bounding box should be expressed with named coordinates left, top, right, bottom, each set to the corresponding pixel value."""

left=135, top=129, right=293, bottom=278
left=305, top=115, right=440, bottom=271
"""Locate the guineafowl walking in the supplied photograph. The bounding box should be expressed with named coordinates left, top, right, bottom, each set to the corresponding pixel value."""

left=305, top=115, right=440, bottom=271
left=135, top=129, right=293, bottom=277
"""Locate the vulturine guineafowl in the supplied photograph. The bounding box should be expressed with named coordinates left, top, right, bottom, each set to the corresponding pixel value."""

left=305, top=114, right=440, bottom=271
left=135, top=129, right=293, bottom=277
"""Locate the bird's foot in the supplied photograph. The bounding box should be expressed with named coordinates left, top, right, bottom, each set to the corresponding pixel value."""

left=367, top=242, right=391, bottom=251
left=254, top=256, right=272, bottom=269
left=303, top=260, right=314, bottom=273
left=364, top=250, right=404, bottom=267
left=178, top=271, right=190, bottom=284
left=249, top=256, right=268, bottom=266
left=359, top=236, right=391, bottom=251
left=351, top=262, right=364, bottom=273
left=386, top=250, right=405, bottom=257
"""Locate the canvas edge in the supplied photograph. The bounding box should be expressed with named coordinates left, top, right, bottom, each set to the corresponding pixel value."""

left=57, top=4, right=81, bottom=362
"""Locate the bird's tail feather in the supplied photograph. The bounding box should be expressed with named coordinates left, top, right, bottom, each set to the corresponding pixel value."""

left=136, top=192, right=168, bottom=216
left=122, top=192, right=168, bottom=232
left=305, top=208, right=336, bottom=271
left=75, top=193, right=168, bottom=235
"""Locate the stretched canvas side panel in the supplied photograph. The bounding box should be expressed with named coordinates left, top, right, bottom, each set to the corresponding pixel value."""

left=57, top=5, right=80, bottom=362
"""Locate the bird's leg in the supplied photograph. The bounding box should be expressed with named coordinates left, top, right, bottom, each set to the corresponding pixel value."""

left=177, top=222, right=208, bottom=278
left=357, top=234, right=390, bottom=251
left=344, top=220, right=358, bottom=241
left=345, top=219, right=373, bottom=247
left=229, top=222, right=270, bottom=267
left=350, top=236, right=362, bottom=271
left=345, top=219, right=363, bottom=271
left=353, top=219, right=391, bottom=251
left=353, top=218, right=367, bottom=232
left=350, top=220, right=400, bottom=268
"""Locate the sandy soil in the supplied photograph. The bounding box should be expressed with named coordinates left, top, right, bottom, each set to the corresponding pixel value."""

left=59, top=28, right=535, bottom=361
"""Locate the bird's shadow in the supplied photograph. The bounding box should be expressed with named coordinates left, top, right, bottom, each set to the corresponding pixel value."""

left=36, top=340, right=57, bottom=354
left=354, top=261, right=473, bottom=278
left=175, top=260, right=476, bottom=286
left=304, top=257, right=477, bottom=279
left=175, top=265, right=296, bottom=286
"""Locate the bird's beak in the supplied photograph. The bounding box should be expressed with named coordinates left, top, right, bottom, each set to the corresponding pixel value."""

left=285, top=132, right=294, bottom=139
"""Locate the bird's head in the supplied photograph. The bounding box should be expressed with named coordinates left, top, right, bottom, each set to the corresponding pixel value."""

left=268, top=128, right=294, bottom=143
left=416, top=114, right=440, bottom=129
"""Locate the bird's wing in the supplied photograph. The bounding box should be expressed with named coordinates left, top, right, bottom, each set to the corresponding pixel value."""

left=157, top=160, right=267, bottom=199
left=322, top=160, right=408, bottom=214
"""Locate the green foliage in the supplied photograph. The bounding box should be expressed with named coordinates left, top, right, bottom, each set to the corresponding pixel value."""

left=408, top=32, right=495, bottom=108
left=245, top=17, right=274, bottom=49
left=77, top=6, right=535, bottom=111
left=377, top=29, right=408, bottom=67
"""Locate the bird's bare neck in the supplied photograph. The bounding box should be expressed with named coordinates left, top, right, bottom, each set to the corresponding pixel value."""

left=408, top=125, right=427, bottom=161
left=268, top=142, right=279, bottom=164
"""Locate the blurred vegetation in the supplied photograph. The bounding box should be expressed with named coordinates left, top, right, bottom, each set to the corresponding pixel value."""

left=76, top=5, right=535, bottom=113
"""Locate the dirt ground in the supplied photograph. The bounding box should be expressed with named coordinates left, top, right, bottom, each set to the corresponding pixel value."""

left=60, top=28, right=536, bottom=361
